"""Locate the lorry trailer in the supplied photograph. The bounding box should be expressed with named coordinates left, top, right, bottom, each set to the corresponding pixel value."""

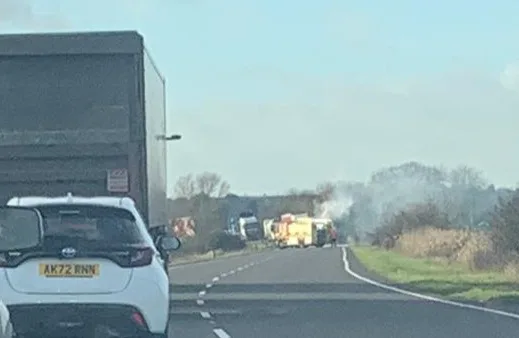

left=0, top=31, right=173, bottom=228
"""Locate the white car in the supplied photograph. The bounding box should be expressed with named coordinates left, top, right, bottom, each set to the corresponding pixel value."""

left=1, top=194, right=181, bottom=338
left=0, top=301, right=12, bottom=338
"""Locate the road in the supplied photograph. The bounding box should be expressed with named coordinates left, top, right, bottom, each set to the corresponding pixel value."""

left=168, top=246, right=519, bottom=338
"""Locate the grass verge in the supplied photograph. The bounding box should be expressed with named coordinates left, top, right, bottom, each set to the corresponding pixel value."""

left=351, top=245, right=519, bottom=303
left=170, top=241, right=273, bottom=266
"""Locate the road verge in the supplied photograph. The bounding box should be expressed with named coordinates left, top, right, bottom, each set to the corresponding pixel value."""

left=170, top=241, right=274, bottom=266
left=349, top=245, right=519, bottom=311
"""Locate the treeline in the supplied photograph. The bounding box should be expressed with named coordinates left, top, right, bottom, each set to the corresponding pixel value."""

left=311, top=162, right=513, bottom=239
left=169, top=172, right=316, bottom=254
left=319, top=161, right=519, bottom=272
left=169, top=161, right=519, bottom=265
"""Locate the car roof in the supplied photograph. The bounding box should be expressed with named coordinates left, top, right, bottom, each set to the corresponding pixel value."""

left=6, top=192, right=136, bottom=212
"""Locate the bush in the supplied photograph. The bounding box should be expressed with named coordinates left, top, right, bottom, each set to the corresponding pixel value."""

left=396, top=228, right=501, bottom=270
left=369, top=201, right=451, bottom=249
left=364, top=196, right=519, bottom=272
left=173, top=236, right=210, bottom=255
left=491, top=192, right=519, bottom=255
left=382, top=201, right=450, bottom=234
left=207, top=231, right=246, bottom=252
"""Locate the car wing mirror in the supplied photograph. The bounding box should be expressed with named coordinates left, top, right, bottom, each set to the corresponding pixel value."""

left=158, top=235, right=182, bottom=252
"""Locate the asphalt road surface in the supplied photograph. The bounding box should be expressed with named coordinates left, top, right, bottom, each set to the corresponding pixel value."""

left=168, top=246, right=519, bottom=338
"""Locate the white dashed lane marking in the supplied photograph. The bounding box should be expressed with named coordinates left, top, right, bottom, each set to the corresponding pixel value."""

left=200, top=311, right=211, bottom=319
left=195, top=259, right=267, bottom=318
left=191, top=255, right=276, bottom=338
left=213, top=328, right=232, bottom=338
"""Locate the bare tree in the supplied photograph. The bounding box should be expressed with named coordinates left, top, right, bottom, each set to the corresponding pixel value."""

left=217, top=181, right=231, bottom=197
left=449, top=165, right=487, bottom=189
left=370, top=161, right=447, bottom=185
left=286, top=188, right=300, bottom=196
left=173, top=174, right=196, bottom=199
left=196, top=172, right=220, bottom=196
left=174, top=172, right=231, bottom=199
left=195, top=172, right=231, bottom=197
left=316, top=182, right=336, bottom=203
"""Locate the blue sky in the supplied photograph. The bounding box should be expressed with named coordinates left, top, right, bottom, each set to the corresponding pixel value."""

left=2, top=0, right=519, bottom=195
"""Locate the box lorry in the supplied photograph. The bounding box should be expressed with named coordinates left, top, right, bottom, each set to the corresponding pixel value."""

left=0, top=31, right=175, bottom=229
left=238, top=215, right=263, bottom=241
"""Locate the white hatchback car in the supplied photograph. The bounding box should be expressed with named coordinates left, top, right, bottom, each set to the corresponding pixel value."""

left=0, top=300, right=13, bottom=338
left=1, top=194, right=181, bottom=338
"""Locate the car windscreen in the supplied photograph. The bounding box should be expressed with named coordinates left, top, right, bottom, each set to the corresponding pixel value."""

left=35, top=205, right=145, bottom=248
left=0, top=208, right=41, bottom=251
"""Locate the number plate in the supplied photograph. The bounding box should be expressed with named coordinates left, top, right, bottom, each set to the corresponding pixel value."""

left=39, top=264, right=100, bottom=278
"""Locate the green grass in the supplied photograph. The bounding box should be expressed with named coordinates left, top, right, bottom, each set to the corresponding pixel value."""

left=351, top=246, right=519, bottom=302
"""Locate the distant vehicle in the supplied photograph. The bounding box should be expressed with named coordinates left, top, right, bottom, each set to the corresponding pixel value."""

left=262, top=218, right=277, bottom=241
left=312, top=218, right=334, bottom=247
left=2, top=194, right=181, bottom=338
left=171, top=217, right=196, bottom=238
left=288, top=216, right=314, bottom=248
left=238, top=216, right=263, bottom=241
left=0, top=300, right=12, bottom=338
left=226, top=217, right=241, bottom=236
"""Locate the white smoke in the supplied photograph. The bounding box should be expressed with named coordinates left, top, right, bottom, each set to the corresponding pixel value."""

left=316, top=190, right=354, bottom=219
left=368, top=176, right=446, bottom=226
left=313, top=168, right=453, bottom=239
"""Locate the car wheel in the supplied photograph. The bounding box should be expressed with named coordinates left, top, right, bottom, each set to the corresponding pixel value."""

left=149, top=334, right=168, bottom=338
left=147, top=319, right=170, bottom=338
left=148, top=328, right=169, bottom=338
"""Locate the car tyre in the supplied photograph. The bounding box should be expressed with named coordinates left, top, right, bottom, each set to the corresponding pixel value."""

left=149, top=334, right=168, bottom=338
left=148, top=329, right=169, bottom=338
left=147, top=320, right=170, bottom=338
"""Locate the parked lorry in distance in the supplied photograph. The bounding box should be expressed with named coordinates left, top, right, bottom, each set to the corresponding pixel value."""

left=238, top=215, right=263, bottom=241
left=0, top=31, right=173, bottom=229
left=262, top=218, right=276, bottom=242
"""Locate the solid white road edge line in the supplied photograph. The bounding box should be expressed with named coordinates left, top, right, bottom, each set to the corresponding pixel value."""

left=341, top=246, right=519, bottom=320
left=213, top=328, right=232, bottom=338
